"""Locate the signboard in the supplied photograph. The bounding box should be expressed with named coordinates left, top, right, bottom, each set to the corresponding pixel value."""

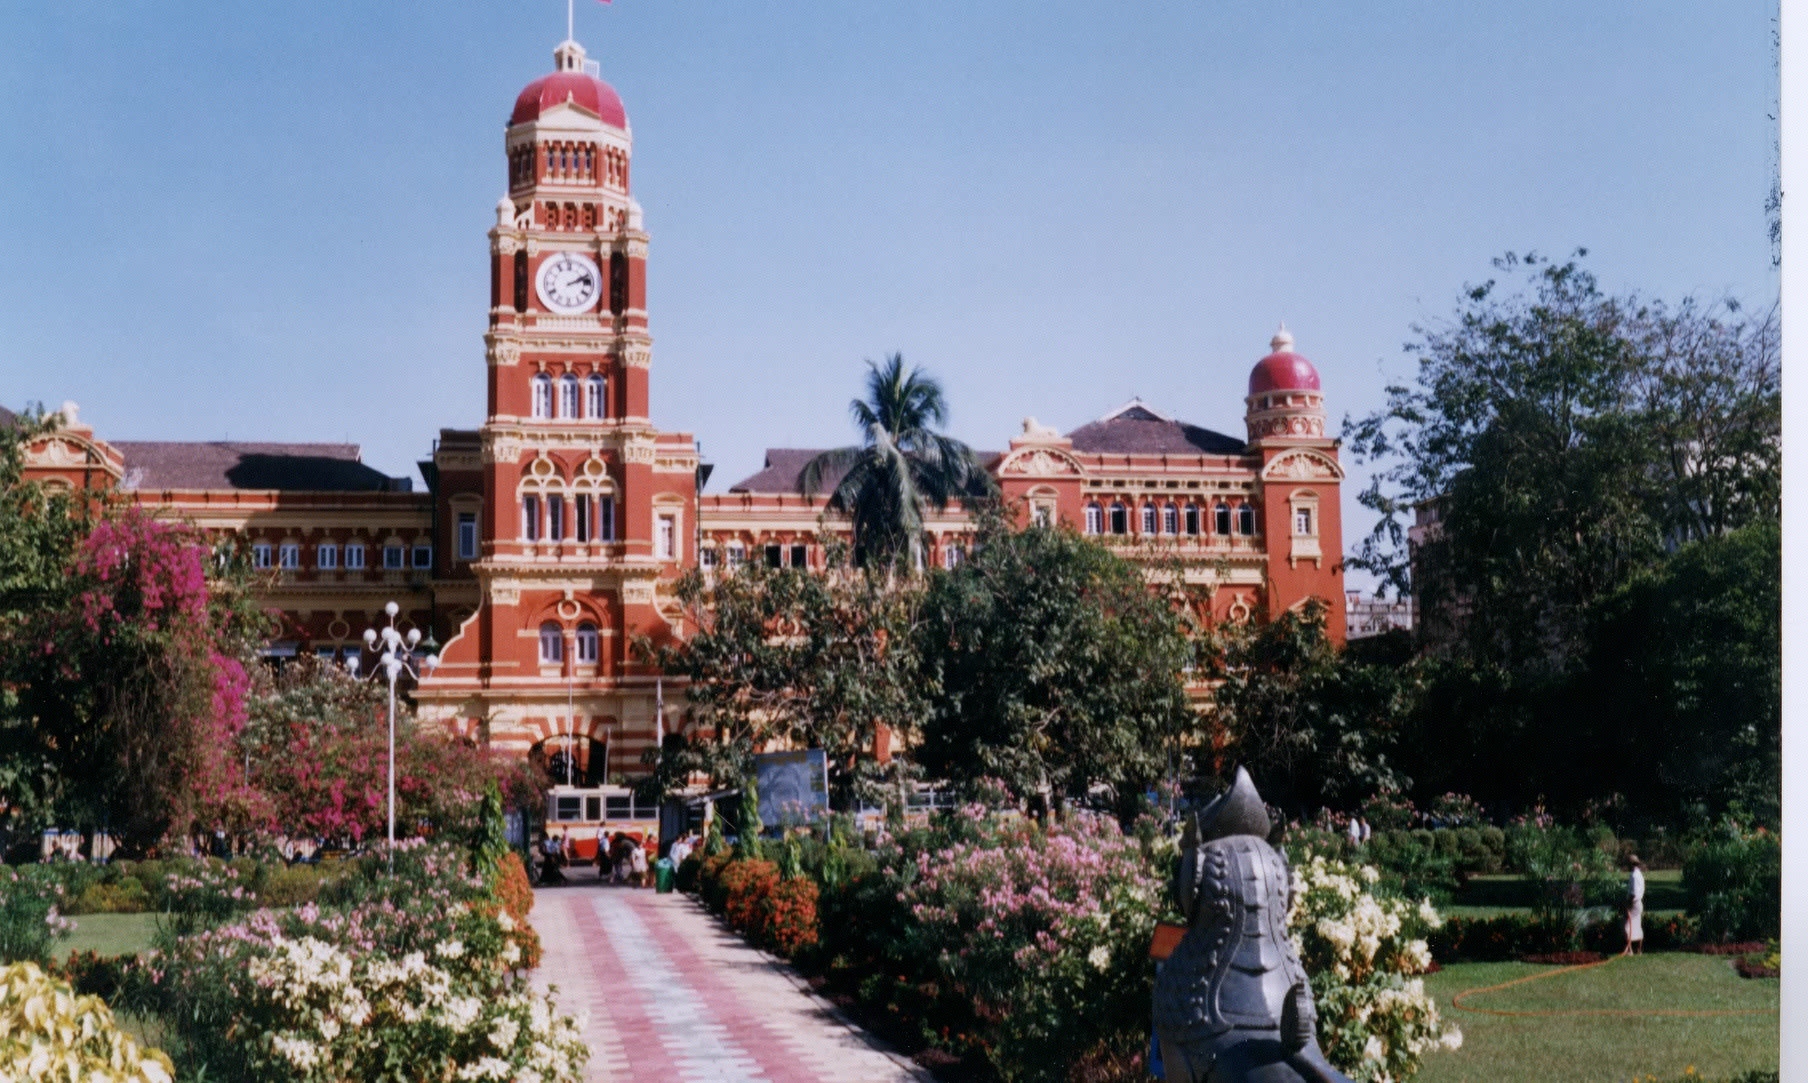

left=754, top=749, right=830, bottom=829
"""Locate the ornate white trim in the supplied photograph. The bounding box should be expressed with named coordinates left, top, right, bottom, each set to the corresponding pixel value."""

left=1260, top=449, right=1344, bottom=482
left=997, top=446, right=1084, bottom=477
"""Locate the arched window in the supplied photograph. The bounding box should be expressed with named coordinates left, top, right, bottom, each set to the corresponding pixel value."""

left=559, top=374, right=579, bottom=418
left=1214, top=502, right=1232, bottom=535
left=1141, top=504, right=1157, bottom=535
left=609, top=251, right=627, bottom=314
left=586, top=375, right=605, bottom=418
left=513, top=250, right=529, bottom=311
left=521, top=494, right=541, bottom=541
left=576, top=622, right=599, bottom=664
left=539, top=622, right=563, bottom=664
left=546, top=494, right=565, bottom=541
left=1083, top=502, right=1102, bottom=535
left=1237, top=504, right=1257, bottom=536
left=1109, top=502, right=1128, bottom=535
left=1185, top=504, right=1200, bottom=536
left=531, top=374, right=552, bottom=418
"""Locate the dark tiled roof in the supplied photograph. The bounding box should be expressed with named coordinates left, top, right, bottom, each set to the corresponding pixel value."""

left=112, top=442, right=408, bottom=492
left=1067, top=404, right=1245, bottom=456
left=0, top=405, right=15, bottom=429
left=727, top=447, right=1003, bottom=495
left=729, top=449, right=839, bottom=494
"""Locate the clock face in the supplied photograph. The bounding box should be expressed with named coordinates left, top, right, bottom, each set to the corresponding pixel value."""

left=534, top=252, right=601, bottom=314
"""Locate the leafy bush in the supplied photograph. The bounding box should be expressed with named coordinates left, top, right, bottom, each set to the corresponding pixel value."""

left=1431, top=910, right=1696, bottom=962
left=0, top=961, right=174, bottom=1082
left=0, top=865, right=75, bottom=964
left=1505, top=822, right=1622, bottom=937
left=1428, top=792, right=1486, bottom=827
left=1683, top=821, right=1781, bottom=942
left=154, top=857, right=257, bottom=937
left=759, top=876, right=820, bottom=957
left=71, top=877, right=151, bottom=914
left=493, top=851, right=542, bottom=970
left=150, top=840, right=586, bottom=1083
left=720, top=859, right=780, bottom=937
left=675, top=852, right=704, bottom=894
left=1290, top=855, right=1461, bottom=1082
left=1360, top=793, right=1418, bottom=831
left=1364, top=830, right=1459, bottom=904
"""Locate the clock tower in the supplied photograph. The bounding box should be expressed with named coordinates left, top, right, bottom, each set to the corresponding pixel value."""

left=419, top=39, right=700, bottom=778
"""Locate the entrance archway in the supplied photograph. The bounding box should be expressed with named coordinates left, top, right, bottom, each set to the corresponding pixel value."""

left=531, top=735, right=608, bottom=787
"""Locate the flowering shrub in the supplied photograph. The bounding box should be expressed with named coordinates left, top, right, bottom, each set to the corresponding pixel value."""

left=1427, top=792, right=1486, bottom=827
left=1360, top=794, right=1419, bottom=832
left=758, top=876, right=820, bottom=957
left=494, top=851, right=542, bottom=969
left=1683, top=819, right=1781, bottom=942
left=721, top=859, right=780, bottom=937
left=0, top=961, right=175, bottom=1082
left=151, top=841, right=588, bottom=1083
left=1289, top=855, right=1462, bottom=1083
left=894, top=809, right=1164, bottom=1083
left=155, top=857, right=256, bottom=936
left=0, top=865, right=75, bottom=964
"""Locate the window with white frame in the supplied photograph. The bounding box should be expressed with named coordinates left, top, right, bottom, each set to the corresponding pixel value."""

left=1185, top=505, right=1200, bottom=535
left=412, top=544, right=433, bottom=569
left=699, top=547, right=719, bottom=569
left=598, top=496, right=615, bottom=541
left=575, top=495, right=592, bottom=542
left=1214, top=503, right=1232, bottom=535
left=943, top=544, right=964, bottom=569
left=1084, top=502, right=1102, bottom=535
left=539, top=622, right=563, bottom=664
left=345, top=543, right=366, bottom=570
left=1032, top=502, right=1053, bottom=528
left=456, top=513, right=478, bottom=560
left=1237, top=504, right=1256, bottom=536
left=252, top=543, right=272, bottom=569
left=586, top=374, right=605, bottom=418
left=317, top=543, right=339, bottom=569
left=1141, top=504, right=1157, bottom=535
left=531, top=374, right=552, bottom=419
left=559, top=374, right=579, bottom=418
left=1163, top=505, right=1179, bottom=535
left=576, top=623, right=599, bottom=664
left=1294, top=507, right=1313, bottom=535
left=522, top=494, right=541, bottom=541
left=656, top=514, right=677, bottom=560
left=383, top=545, right=405, bottom=569
left=726, top=543, right=745, bottom=568
left=279, top=543, right=300, bottom=569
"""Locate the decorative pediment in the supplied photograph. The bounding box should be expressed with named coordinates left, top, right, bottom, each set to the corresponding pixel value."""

left=1260, top=449, right=1344, bottom=482
left=998, top=446, right=1084, bottom=478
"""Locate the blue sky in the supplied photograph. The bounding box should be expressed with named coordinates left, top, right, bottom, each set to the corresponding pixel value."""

left=0, top=1, right=1778, bottom=585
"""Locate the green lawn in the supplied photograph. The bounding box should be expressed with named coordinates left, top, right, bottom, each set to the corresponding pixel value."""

left=1416, top=955, right=1777, bottom=1083
left=62, top=912, right=159, bottom=958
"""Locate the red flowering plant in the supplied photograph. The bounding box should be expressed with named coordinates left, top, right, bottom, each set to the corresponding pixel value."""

left=7, top=507, right=271, bottom=846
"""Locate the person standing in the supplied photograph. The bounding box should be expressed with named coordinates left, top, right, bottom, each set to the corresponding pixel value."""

left=1621, top=856, right=1645, bottom=956
left=630, top=837, right=651, bottom=888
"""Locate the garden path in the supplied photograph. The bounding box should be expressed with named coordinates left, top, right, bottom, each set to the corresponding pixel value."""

left=532, top=870, right=931, bottom=1083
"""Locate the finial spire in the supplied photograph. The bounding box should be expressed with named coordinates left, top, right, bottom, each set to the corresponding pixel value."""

left=1271, top=322, right=1294, bottom=354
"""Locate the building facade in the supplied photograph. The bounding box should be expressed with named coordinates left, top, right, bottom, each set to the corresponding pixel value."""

left=13, top=38, right=1348, bottom=780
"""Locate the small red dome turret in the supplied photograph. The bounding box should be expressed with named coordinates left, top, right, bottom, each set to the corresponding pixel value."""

left=1247, top=326, right=1321, bottom=396
left=510, top=41, right=627, bottom=129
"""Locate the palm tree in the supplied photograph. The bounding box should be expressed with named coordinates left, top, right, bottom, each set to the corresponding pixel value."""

left=800, top=354, right=995, bottom=570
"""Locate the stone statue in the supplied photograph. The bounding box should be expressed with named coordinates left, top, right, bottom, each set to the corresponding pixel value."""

left=1153, top=768, right=1354, bottom=1083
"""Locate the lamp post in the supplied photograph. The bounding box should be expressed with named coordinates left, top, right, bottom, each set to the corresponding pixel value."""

left=347, top=600, right=439, bottom=871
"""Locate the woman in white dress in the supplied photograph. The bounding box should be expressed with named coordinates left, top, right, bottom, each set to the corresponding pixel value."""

left=1620, top=856, right=1645, bottom=956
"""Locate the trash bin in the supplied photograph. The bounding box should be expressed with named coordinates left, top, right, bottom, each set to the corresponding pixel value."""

left=654, top=857, right=675, bottom=894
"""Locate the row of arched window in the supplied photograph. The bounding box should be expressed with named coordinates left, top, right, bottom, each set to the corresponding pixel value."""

left=540, top=202, right=628, bottom=233
left=522, top=493, right=615, bottom=543
left=508, top=142, right=628, bottom=189
left=539, top=622, right=601, bottom=665
left=531, top=373, right=607, bottom=419
left=1082, top=500, right=1256, bottom=538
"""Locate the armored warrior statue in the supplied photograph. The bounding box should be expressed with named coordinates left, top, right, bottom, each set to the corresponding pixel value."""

left=1153, top=768, right=1354, bottom=1083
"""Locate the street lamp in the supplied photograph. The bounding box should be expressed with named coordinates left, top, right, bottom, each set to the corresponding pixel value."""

left=347, top=600, right=438, bottom=870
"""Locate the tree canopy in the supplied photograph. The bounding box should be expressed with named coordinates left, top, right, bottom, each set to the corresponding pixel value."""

left=800, top=354, right=994, bottom=570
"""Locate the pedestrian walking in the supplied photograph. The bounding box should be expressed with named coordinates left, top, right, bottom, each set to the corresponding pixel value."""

left=630, top=838, right=650, bottom=888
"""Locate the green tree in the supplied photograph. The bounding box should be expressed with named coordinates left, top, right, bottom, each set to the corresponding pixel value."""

left=1205, top=600, right=1415, bottom=814
left=1583, top=520, right=1780, bottom=824
left=915, top=519, right=1193, bottom=815
left=1348, top=252, right=1778, bottom=675
left=800, top=354, right=994, bottom=570
left=638, top=548, right=928, bottom=809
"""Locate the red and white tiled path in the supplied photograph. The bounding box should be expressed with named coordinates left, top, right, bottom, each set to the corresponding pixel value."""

left=531, top=874, right=931, bottom=1083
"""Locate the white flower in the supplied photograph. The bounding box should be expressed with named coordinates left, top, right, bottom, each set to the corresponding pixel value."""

left=489, top=1016, right=521, bottom=1050
left=1086, top=946, right=1111, bottom=971
left=1440, top=1026, right=1465, bottom=1050
left=1363, top=1035, right=1385, bottom=1062
left=435, top=939, right=466, bottom=960
left=270, top=1034, right=321, bottom=1070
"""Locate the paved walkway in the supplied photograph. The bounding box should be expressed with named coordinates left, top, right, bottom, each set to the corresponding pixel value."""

left=531, top=869, right=930, bottom=1083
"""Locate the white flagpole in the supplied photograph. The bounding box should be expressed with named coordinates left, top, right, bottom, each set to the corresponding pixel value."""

left=566, top=0, right=574, bottom=41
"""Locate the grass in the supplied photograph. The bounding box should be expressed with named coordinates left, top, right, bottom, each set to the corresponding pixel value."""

left=1417, top=954, right=1777, bottom=1083
left=62, top=911, right=159, bottom=958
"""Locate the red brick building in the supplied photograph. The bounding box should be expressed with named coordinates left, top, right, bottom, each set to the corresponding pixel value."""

left=12, top=38, right=1345, bottom=779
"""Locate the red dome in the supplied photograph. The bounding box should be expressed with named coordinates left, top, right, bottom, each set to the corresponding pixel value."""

left=510, top=71, right=627, bottom=129
left=1248, top=351, right=1321, bottom=396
